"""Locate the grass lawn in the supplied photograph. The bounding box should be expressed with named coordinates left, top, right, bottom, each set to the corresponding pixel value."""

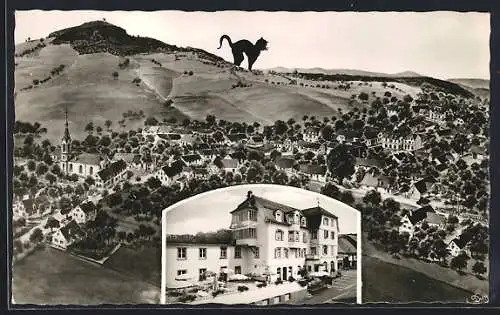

left=12, top=246, right=160, bottom=304
left=362, top=256, right=473, bottom=303
left=103, top=244, right=161, bottom=287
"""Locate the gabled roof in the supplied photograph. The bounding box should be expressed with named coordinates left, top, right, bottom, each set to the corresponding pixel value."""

left=408, top=205, right=435, bottom=225
left=426, top=212, right=445, bottom=225
left=232, top=194, right=301, bottom=214
left=97, top=159, right=127, bottom=181
left=59, top=220, right=84, bottom=240
left=214, top=157, right=239, bottom=169
left=162, top=160, right=185, bottom=178
left=299, top=164, right=326, bottom=175
left=297, top=140, right=321, bottom=150
left=338, top=234, right=357, bottom=254
left=182, top=154, right=202, bottom=162
left=275, top=157, right=295, bottom=169
left=355, top=158, right=385, bottom=169
left=113, top=153, right=135, bottom=164
left=302, top=206, right=338, bottom=219
left=79, top=201, right=96, bottom=214
left=158, top=133, right=181, bottom=141
left=72, top=153, right=101, bottom=166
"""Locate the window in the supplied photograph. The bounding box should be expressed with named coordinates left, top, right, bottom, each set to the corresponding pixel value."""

left=310, top=247, right=317, bottom=256
left=302, top=232, right=307, bottom=243
left=79, top=165, right=83, bottom=174
left=311, top=231, right=317, bottom=240
left=177, top=269, right=187, bottom=276
left=220, top=246, right=227, bottom=259
left=324, top=230, right=329, bottom=239
left=177, top=247, right=187, bottom=259
left=254, top=247, right=260, bottom=259
left=275, top=248, right=281, bottom=259
left=323, top=217, right=329, bottom=226
left=199, top=268, right=207, bottom=281
left=275, top=230, right=284, bottom=241
left=235, top=266, right=241, bottom=274
left=284, top=248, right=289, bottom=258
left=295, top=232, right=300, bottom=242
left=249, top=210, right=257, bottom=221
left=288, top=231, right=294, bottom=242
left=331, top=245, right=334, bottom=255
left=199, top=248, right=207, bottom=259
left=235, top=246, right=242, bottom=259
left=331, top=231, right=335, bottom=240
left=69, top=163, right=73, bottom=172
left=303, top=249, right=307, bottom=257
left=89, top=166, right=93, bottom=175
left=301, top=217, right=306, bottom=227
left=331, top=219, right=334, bottom=227
left=284, top=293, right=291, bottom=302
left=275, top=211, right=282, bottom=222
left=277, top=268, right=281, bottom=278
left=323, top=245, right=328, bottom=255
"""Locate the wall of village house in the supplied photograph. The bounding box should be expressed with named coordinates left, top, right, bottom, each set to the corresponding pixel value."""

left=52, top=230, right=69, bottom=249
left=165, top=244, right=235, bottom=288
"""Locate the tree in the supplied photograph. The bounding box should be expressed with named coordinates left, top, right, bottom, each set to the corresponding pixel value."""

left=27, top=160, right=36, bottom=172
left=320, top=182, right=340, bottom=199
left=472, top=261, right=487, bottom=277
left=450, top=252, right=469, bottom=272
left=146, top=177, right=162, bottom=189
left=145, top=117, right=159, bottom=126
left=326, top=143, right=355, bottom=183
left=340, top=191, right=355, bottom=205
left=29, top=228, right=44, bottom=243
left=59, top=197, right=73, bottom=215
left=36, top=163, right=48, bottom=176
left=85, top=122, right=94, bottom=134
left=45, top=172, right=57, bottom=185
left=105, top=120, right=112, bottom=130
left=363, top=190, right=382, bottom=206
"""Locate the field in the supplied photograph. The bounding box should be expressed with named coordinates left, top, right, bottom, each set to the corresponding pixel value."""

left=103, top=244, right=161, bottom=287
left=362, top=256, right=473, bottom=303
left=12, top=246, right=160, bottom=304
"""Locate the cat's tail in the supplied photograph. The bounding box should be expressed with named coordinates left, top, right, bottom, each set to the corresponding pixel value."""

left=218, top=35, right=232, bottom=49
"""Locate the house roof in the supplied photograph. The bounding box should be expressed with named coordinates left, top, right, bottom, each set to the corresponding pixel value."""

left=22, top=198, right=34, bottom=212
left=360, top=173, right=379, bottom=187
left=425, top=212, right=445, bottom=225
left=72, top=152, right=101, bottom=166
left=158, top=133, right=181, bottom=141
left=297, top=140, right=321, bottom=150
left=355, top=158, right=385, bottom=169
left=275, top=157, right=295, bottom=169
left=113, top=153, right=135, bottom=164
left=214, top=157, right=239, bottom=169
left=227, top=133, right=247, bottom=142
left=79, top=201, right=96, bottom=214
left=299, top=164, right=326, bottom=175
left=408, top=205, right=435, bottom=225
left=232, top=193, right=301, bottom=215
left=302, top=206, right=338, bottom=219
left=182, top=154, right=202, bottom=162
left=59, top=220, right=84, bottom=240
left=338, top=234, right=357, bottom=254
left=97, top=159, right=127, bottom=181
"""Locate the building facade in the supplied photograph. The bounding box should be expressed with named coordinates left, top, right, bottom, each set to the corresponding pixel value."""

left=165, top=192, right=341, bottom=290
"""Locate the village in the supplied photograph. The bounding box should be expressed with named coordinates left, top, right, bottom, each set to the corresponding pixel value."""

left=11, top=81, right=489, bottom=294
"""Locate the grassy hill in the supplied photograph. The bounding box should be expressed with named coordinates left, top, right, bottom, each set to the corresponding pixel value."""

left=14, top=20, right=480, bottom=142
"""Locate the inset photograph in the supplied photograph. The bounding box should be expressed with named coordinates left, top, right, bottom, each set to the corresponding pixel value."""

left=161, top=184, right=361, bottom=305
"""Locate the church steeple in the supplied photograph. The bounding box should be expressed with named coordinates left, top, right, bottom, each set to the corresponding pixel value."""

left=63, top=108, right=71, bottom=142
left=61, top=108, right=72, bottom=163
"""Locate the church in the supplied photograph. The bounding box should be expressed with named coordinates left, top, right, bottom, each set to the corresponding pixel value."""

left=57, top=111, right=108, bottom=178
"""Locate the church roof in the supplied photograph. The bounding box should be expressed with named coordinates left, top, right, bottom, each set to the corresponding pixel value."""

left=72, top=153, right=101, bottom=166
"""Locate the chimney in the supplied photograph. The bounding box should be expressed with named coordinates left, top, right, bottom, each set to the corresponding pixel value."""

left=247, top=191, right=253, bottom=199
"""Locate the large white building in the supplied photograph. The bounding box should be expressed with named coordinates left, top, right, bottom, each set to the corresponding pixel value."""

left=165, top=191, right=340, bottom=289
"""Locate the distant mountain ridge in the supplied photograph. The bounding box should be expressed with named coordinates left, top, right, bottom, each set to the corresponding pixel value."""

left=266, top=67, right=422, bottom=78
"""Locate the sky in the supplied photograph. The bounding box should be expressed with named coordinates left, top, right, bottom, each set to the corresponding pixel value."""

left=164, top=184, right=360, bottom=235
left=14, top=10, right=490, bottom=79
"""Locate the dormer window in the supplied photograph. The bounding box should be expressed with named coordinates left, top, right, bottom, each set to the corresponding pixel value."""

left=300, top=217, right=306, bottom=227
left=275, top=211, right=282, bottom=222
left=323, top=217, right=329, bottom=226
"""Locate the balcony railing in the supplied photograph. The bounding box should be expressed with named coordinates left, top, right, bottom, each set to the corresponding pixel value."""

left=230, top=220, right=258, bottom=229
left=236, top=238, right=258, bottom=246
left=306, top=254, right=320, bottom=260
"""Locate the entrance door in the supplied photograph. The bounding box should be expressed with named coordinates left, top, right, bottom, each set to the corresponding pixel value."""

left=282, top=267, right=287, bottom=280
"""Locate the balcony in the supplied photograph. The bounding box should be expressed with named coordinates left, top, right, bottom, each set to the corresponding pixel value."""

left=230, top=220, right=258, bottom=229
left=306, top=254, right=320, bottom=260
left=236, top=238, right=258, bottom=247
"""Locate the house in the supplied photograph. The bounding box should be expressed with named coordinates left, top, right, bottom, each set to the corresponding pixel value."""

left=447, top=237, right=472, bottom=257
left=399, top=206, right=436, bottom=236
left=427, top=110, right=446, bottom=124
left=378, top=133, right=424, bottom=151
left=213, top=156, right=240, bottom=173
left=21, top=195, right=36, bottom=216
left=157, top=133, right=182, bottom=144
left=297, top=140, right=321, bottom=153
left=199, top=149, right=218, bottom=161
left=337, top=234, right=357, bottom=270
left=299, top=164, right=327, bottom=183
left=246, top=135, right=265, bottom=149
left=95, top=159, right=128, bottom=189
left=354, top=158, right=385, bottom=172
left=275, top=157, right=297, bottom=177
left=303, top=127, right=320, bottom=143
left=360, top=173, right=392, bottom=192
left=425, top=212, right=446, bottom=228
left=69, top=201, right=97, bottom=225
left=406, top=177, right=437, bottom=200
left=227, top=133, right=248, bottom=145
left=156, top=160, right=186, bottom=186
left=51, top=220, right=85, bottom=250
left=336, top=130, right=359, bottom=145
left=181, top=154, right=204, bottom=167
left=142, top=126, right=160, bottom=137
